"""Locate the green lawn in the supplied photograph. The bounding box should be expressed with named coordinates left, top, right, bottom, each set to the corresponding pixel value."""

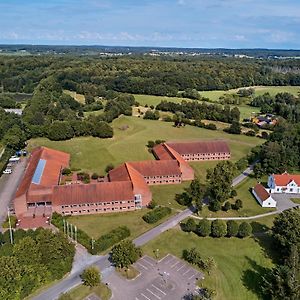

left=66, top=283, right=111, bottom=300
left=142, top=229, right=275, bottom=300
left=291, top=198, right=300, bottom=204
left=150, top=182, right=190, bottom=210
left=254, top=86, right=300, bottom=97
left=28, top=116, right=263, bottom=174
left=68, top=208, right=175, bottom=240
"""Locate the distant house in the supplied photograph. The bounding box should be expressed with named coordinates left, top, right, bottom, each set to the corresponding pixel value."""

left=252, top=183, right=277, bottom=208
left=268, top=172, right=300, bottom=194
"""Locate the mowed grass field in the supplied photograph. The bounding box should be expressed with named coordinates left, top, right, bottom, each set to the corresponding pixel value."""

left=134, top=94, right=260, bottom=121
left=69, top=208, right=176, bottom=240
left=28, top=116, right=263, bottom=175
left=142, top=229, right=275, bottom=300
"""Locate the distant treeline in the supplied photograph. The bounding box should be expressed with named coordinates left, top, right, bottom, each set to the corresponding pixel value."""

left=1, top=55, right=300, bottom=96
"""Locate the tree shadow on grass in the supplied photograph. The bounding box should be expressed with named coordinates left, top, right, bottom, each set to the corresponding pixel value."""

left=252, top=234, right=280, bottom=264
left=250, top=221, right=271, bottom=234
left=241, top=256, right=270, bottom=300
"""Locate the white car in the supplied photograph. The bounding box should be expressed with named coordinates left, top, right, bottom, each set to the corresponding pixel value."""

left=3, top=169, right=12, bottom=174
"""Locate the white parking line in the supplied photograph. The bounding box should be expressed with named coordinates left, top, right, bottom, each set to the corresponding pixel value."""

left=142, top=258, right=154, bottom=267
left=146, top=289, right=161, bottom=300
left=141, top=293, right=151, bottom=300
left=171, top=261, right=180, bottom=268
left=159, top=254, right=171, bottom=262
left=183, top=269, right=191, bottom=276
left=137, top=262, right=148, bottom=270
left=163, top=256, right=174, bottom=265
left=151, top=284, right=166, bottom=296
left=136, top=298, right=140, bottom=300
left=188, top=274, right=195, bottom=280
left=176, top=264, right=185, bottom=272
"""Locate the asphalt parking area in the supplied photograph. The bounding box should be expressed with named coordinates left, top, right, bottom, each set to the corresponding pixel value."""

left=132, top=255, right=203, bottom=300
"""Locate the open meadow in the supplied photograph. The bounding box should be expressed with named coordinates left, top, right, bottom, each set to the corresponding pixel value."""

left=28, top=116, right=263, bottom=175
left=142, top=228, right=276, bottom=300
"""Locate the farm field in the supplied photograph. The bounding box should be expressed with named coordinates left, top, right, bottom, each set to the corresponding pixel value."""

left=142, top=229, right=275, bottom=300
left=68, top=208, right=176, bottom=240
left=28, top=116, right=263, bottom=175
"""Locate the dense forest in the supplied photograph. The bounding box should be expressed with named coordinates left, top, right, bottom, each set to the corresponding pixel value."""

left=1, top=55, right=300, bottom=96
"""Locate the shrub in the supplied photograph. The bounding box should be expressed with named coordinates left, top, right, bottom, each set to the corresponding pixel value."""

left=226, top=220, right=239, bottom=237
left=111, top=240, right=142, bottom=268
left=147, top=200, right=157, bottom=209
left=95, top=226, right=131, bottom=252
left=222, top=201, right=231, bottom=212
left=105, top=163, right=114, bottom=173
left=245, top=130, right=256, bottom=136
left=81, top=267, right=101, bottom=287
left=233, top=199, right=243, bottom=210
left=183, top=218, right=197, bottom=232
left=147, top=140, right=155, bottom=148
left=209, top=200, right=222, bottom=212
left=142, top=207, right=171, bottom=224
left=211, top=220, right=227, bottom=238
left=205, top=123, right=217, bottom=130
left=175, top=192, right=192, bottom=206
left=238, top=222, right=252, bottom=238
left=91, top=172, right=99, bottom=180
left=62, top=168, right=72, bottom=176
left=196, top=219, right=211, bottom=237
left=231, top=190, right=237, bottom=198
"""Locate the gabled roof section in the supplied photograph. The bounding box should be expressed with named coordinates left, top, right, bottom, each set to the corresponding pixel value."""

left=273, top=173, right=300, bottom=186
left=166, top=140, right=230, bottom=155
left=52, top=182, right=134, bottom=205
left=253, top=184, right=271, bottom=202
left=152, top=143, right=174, bottom=160
left=16, top=147, right=70, bottom=197
left=127, top=160, right=181, bottom=177
left=108, top=163, right=131, bottom=182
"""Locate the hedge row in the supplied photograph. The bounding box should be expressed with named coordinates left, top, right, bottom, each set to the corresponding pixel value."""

left=142, top=207, right=172, bottom=224
left=94, top=226, right=131, bottom=252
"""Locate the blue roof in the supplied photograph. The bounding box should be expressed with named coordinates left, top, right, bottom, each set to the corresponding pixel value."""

left=32, top=159, right=47, bottom=184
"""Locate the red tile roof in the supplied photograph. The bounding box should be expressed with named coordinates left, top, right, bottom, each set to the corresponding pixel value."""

left=127, top=160, right=181, bottom=177
left=52, top=182, right=134, bottom=205
left=273, top=173, right=300, bottom=186
left=16, top=147, right=70, bottom=198
left=166, top=140, right=230, bottom=155
left=152, top=144, right=174, bottom=160
left=108, top=163, right=131, bottom=182
left=253, top=184, right=270, bottom=201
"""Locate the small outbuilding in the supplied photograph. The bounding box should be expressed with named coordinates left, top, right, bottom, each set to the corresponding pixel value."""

left=252, top=183, right=277, bottom=208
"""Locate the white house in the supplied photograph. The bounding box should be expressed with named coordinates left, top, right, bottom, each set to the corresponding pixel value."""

left=268, top=173, right=300, bottom=194
left=252, top=183, right=277, bottom=208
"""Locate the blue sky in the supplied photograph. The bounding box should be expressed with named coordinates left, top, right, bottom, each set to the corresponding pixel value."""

left=0, top=0, right=300, bottom=48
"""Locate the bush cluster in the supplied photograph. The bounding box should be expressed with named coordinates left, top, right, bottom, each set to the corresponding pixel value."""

left=142, top=207, right=172, bottom=224
left=182, top=218, right=252, bottom=238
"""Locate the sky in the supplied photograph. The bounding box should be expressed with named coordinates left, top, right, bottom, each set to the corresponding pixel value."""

left=0, top=0, right=300, bottom=49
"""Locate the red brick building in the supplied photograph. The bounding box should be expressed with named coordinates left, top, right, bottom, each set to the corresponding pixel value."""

left=14, top=140, right=230, bottom=229
left=153, top=141, right=230, bottom=162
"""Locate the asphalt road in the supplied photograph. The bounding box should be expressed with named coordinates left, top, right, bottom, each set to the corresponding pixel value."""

left=33, top=164, right=254, bottom=300
left=0, top=158, right=27, bottom=230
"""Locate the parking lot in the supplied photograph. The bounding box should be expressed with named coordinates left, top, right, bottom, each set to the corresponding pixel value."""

left=105, top=254, right=203, bottom=300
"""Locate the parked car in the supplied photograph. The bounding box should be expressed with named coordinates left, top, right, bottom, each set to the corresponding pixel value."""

left=3, top=169, right=12, bottom=174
